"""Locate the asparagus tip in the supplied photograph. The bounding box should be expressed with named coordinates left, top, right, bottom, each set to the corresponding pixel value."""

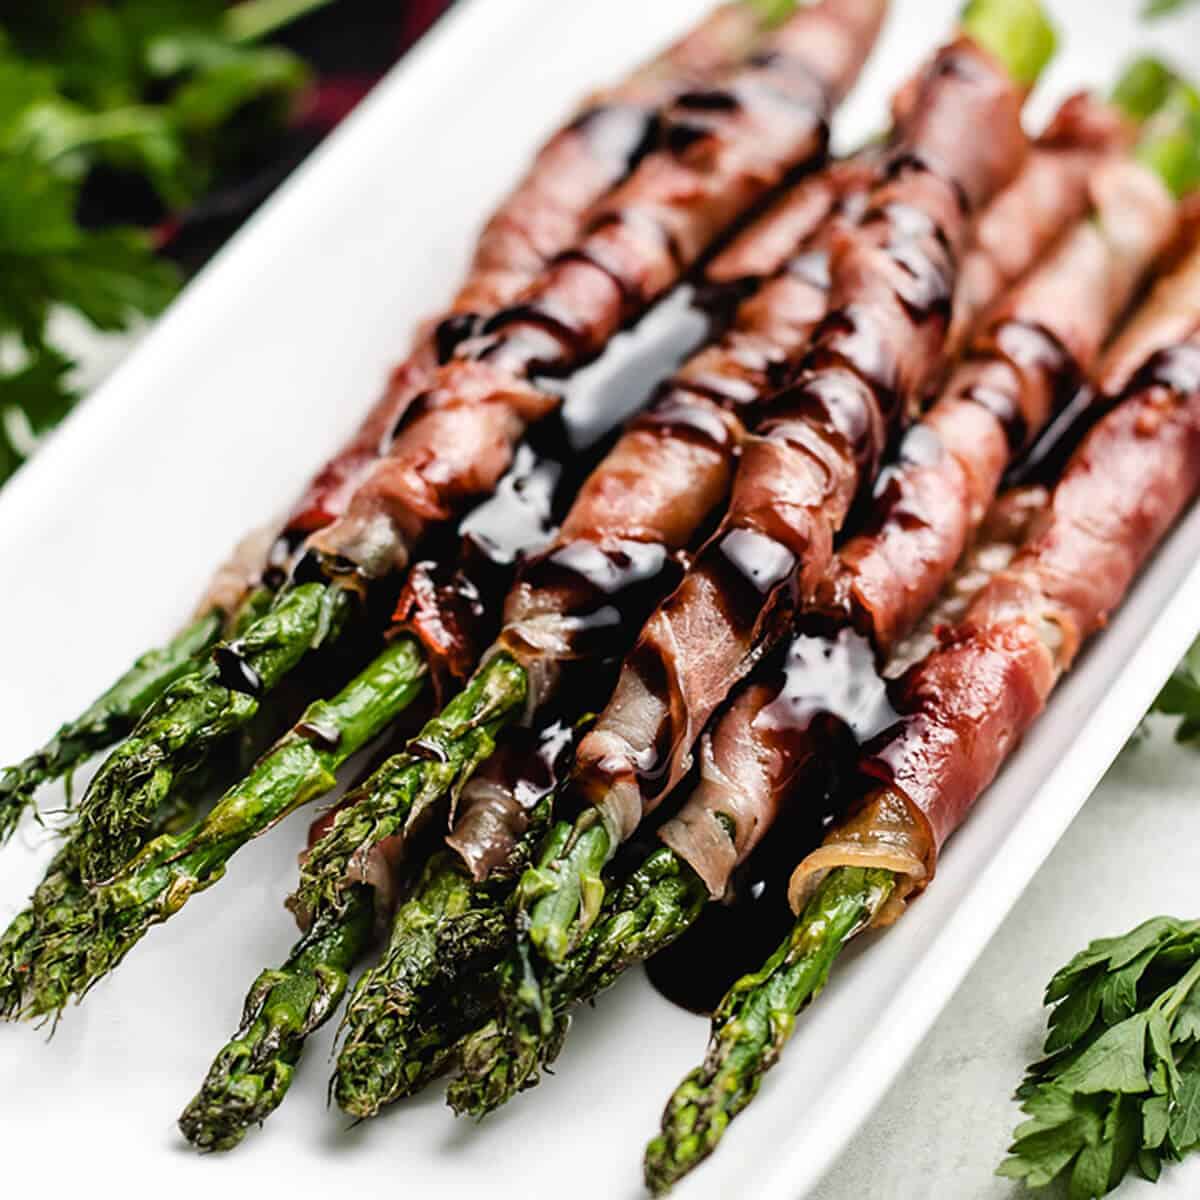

left=1135, top=75, right=1200, bottom=199
left=0, top=764, right=42, bottom=845
left=445, top=1011, right=569, bottom=1119
left=643, top=867, right=897, bottom=1191
left=180, top=894, right=373, bottom=1151
left=1111, top=55, right=1179, bottom=121
left=960, top=0, right=1058, bottom=89
left=178, top=1043, right=294, bottom=1153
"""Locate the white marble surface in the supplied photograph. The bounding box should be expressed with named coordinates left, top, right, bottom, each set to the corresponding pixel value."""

left=815, top=717, right=1200, bottom=1199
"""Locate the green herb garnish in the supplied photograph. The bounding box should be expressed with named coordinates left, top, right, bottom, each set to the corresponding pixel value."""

left=1000, top=918, right=1200, bottom=1196
left=0, top=0, right=323, bottom=486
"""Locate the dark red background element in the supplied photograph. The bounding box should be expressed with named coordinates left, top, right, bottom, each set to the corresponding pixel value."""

left=158, top=0, right=453, bottom=270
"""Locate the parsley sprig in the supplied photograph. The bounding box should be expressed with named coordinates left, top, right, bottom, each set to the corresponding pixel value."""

left=0, top=0, right=325, bottom=486
left=1000, top=918, right=1200, bottom=1197
left=1152, top=638, right=1200, bottom=745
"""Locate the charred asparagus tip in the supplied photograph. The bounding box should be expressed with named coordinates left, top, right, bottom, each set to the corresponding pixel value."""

left=332, top=854, right=506, bottom=1118
left=0, top=608, right=225, bottom=847
left=643, top=866, right=895, bottom=1194
left=21, top=636, right=425, bottom=1019
left=74, top=581, right=350, bottom=886
left=456, top=849, right=708, bottom=1119
left=178, top=891, right=373, bottom=1152
left=960, top=0, right=1058, bottom=89
left=445, top=1011, right=570, bottom=1119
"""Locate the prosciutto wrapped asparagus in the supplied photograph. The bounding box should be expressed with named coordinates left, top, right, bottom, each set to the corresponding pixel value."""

left=355, top=75, right=1136, bottom=913
left=320, top=163, right=875, bottom=1123
left=450, top=80, right=1191, bottom=1117
left=520, top=3, right=1048, bottom=972
left=646, top=227, right=1200, bottom=1194
left=175, top=103, right=883, bottom=1145
left=660, top=93, right=1185, bottom=899
left=0, top=0, right=777, bottom=844
left=326, top=54, right=1121, bottom=1124
left=0, top=433, right=576, bottom=1020
left=297, top=151, right=874, bottom=926
left=49, top=0, right=885, bottom=890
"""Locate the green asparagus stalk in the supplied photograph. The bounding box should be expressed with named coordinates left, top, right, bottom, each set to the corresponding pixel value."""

left=332, top=787, right=563, bottom=1120
left=328, top=708, right=587, bottom=1121
left=178, top=885, right=374, bottom=1151
left=643, top=866, right=895, bottom=1193
left=0, top=841, right=85, bottom=1018
left=1112, top=55, right=1179, bottom=121
left=15, top=635, right=426, bottom=1017
left=1133, top=75, right=1200, bottom=198
left=332, top=852, right=510, bottom=1117
left=72, top=581, right=354, bottom=884
left=0, top=610, right=224, bottom=844
left=294, top=652, right=528, bottom=918
left=0, top=580, right=276, bottom=851
left=448, top=845, right=708, bottom=1117
left=0, top=761, right=220, bottom=1018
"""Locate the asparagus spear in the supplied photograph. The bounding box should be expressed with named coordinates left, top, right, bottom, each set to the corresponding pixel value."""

left=643, top=866, right=895, bottom=1193
left=0, top=757, right=224, bottom=1018
left=294, top=652, right=527, bottom=916
left=0, top=609, right=223, bottom=844
left=0, top=577, right=276, bottom=849
left=178, top=885, right=374, bottom=1151
left=71, top=580, right=355, bottom=884
left=447, top=845, right=708, bottom=1116
left=330, top=791, right=561, bottom=1118
left=332, top=852, right=511, bottom=1117
left=11, top=635, right=425, bottom=1018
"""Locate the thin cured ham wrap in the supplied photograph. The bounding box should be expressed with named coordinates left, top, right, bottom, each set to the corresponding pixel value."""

left=447, top=92, right=1124, bottom=888
left=303, top=0, right=887, bottom=581
left=947, top=89, right=1134, bottom=353
left=292, top=0, right=892, bottom=927
left=789, top=281, right=1200, bottom=918
left=279, top=3, right=770, bottom=541
left=572, top=33, right=1030, bottom=850
left=442, top=2, right=772, bottom=331
left=703, top=152, right=881, bottom=285
left=493, top=164, right=873, bottom=703
left=659, top=485, right=1049, bottom=898
left=198, top=3, right=772, bottom=613
left=644, top=238, right=1200, bottom=1200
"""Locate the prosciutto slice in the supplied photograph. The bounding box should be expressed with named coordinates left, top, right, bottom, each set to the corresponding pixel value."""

left=948, top=90, right=1134, bottom=353
left=573, top=34, right=1029, bottom=848
left=304, top=0, right=886, bottom=580
left=789, top=288, right=1200, bottom=917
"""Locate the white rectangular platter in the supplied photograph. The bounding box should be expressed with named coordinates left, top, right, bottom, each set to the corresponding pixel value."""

left=2, top=2, right=1200, bottom=1198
